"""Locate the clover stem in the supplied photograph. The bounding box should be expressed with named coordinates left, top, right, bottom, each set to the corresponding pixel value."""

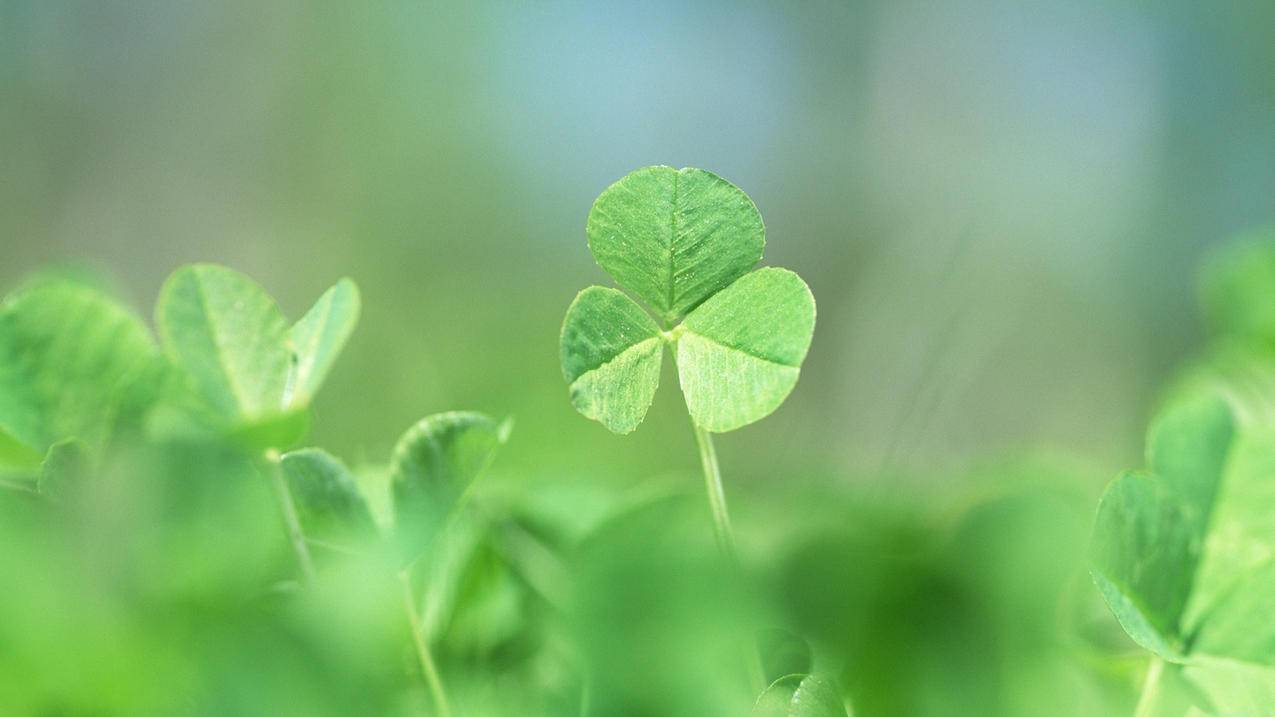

left=399, top=570, right=453, bottom=717
left=1133, top=657, right=1163, bottom=717
left=264, top=450, right=315, bottom=585
left=689, top=421, right=767, bottom=694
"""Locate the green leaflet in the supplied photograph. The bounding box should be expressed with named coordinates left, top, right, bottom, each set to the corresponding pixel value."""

left=280, top=448, right=376, bottom=551
left=677, top=268, right=815, bottom=432
left=1090, top=394, right=1275, bottom=709
left=157, top=265, right=292, bottom=419
left=155, top=265, right=359, bottom=450
left=560, top=287, right=663, bottom=434
left=391, top=411, right=509, bottom=566
left=587, top=166, right=764, bottom=324
left=562, top=168, right=816, bottom=435
left=285, top=278, right=360, bottom=408
left=0, top=279, right=157, bottom=460
left=752, top=674, right=848, bottom=717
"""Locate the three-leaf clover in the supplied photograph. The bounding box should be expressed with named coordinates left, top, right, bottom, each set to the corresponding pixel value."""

left=560, top=166, right=816, bottom=434
left=1090, top=394, right=1275, bottom=715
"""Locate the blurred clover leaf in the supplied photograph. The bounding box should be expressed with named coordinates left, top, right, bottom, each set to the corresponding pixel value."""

left=0, top=278, right=158, bottom=467
left=560, top=166, right=815, bottom=434
left=391, top=411, right=511, bottom=567
left=1089, top=394, right=1275, bottom=715
left=156, top=264, right=359, bottom=451
left=751, top=674, right=848, bottom=717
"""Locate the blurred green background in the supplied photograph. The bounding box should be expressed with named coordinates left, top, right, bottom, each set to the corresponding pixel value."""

left=4, top=2, right=1275, bottom=715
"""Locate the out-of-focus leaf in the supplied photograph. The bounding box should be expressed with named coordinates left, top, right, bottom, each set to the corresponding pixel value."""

left=587, top=165, right=764, bottom=323
left=559, top=287, right=663, bottom=434
left=37, top=439, right=89, bottom=504
left=227, top=408, right=310, bottom=453
left=0, top=280, right=157, bottom=459
left=1090, top=393, right=1275, bottom=706
left=391, top=411, right=507, bottom=565
left=285, top=278, right=360, bottom=408
left=1184, top=658, right=1275, bottom=717
left=758, top=629, right=813, bottom=685
left=280, top=448, right=377, bottom=550
left=751, top=674, right=847, bottom=717
left=676, top=268, right=816, bottom=432
left=155, top=264, right=291, bottom=420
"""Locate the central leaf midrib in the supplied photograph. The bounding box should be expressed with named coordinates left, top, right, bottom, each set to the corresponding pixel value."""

left=680, top=327, right=799, bottom=369
left=193, top=274, right=251, bottom=415
left=572, top=336, right=662, bottom=385
left=666, top=170, right=679, bottom=321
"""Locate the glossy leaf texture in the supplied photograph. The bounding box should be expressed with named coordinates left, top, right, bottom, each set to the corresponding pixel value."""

left=1090, top=394, right=1275, bottom=711
left=285, top=278, right=360, bottom=408
left=587, top=166, right=764, bottom=323
left=391, top=411, right=508, bottom=566
left=559, top=287, right=663, bottom=434
left=280, top=448, right=377, bottom=551
left=752, top=674, right=848, bottom=717
left=0, top=278, right=157, bottom=462
left=677, top=268, right=815, bottom=432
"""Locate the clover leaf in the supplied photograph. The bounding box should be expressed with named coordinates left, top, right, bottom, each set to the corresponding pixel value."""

left=561, top=166, right=815, bottom=435
left=391, top=411, right=511, bottom=566
left=1090, top=394, right=1275, bottom=714
left=155, top=264, right=359, bottom=450
left=0, top=278, right=158, bottom=466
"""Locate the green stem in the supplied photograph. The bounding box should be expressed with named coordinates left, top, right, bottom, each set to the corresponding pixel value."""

left=1133, top=657, right=1164, bottom=717
left=689, top=421, right=767, bottom=695
left=399, top=570, right=453, bottom=717
left=265, top=450, right=315, bottom=585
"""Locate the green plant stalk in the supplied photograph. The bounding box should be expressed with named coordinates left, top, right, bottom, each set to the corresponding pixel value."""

left=399, top=570, right=453, bottom=717
left=688, top=415, right=767, bottom=695
left=264, top=450, right=315, bottom=585
left=1132, top=657, right=1163, bottom=717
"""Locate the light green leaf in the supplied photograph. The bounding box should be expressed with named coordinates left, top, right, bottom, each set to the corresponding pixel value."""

left=676, top=268, right=816, bottom=432
left=560, top=287, right=663, bottom=434
left=391, top=411, right=507, bottom=565
left=280, top=448, right=376, bottom=550
left=156, top=264, right=291, bottom=420
left=1185, top=657, right=1275, bottom=717
left=0, top=279, right=157, bottom=458
left=1091, top=394, right=1275, bottom=684
left=285, top=278, right=360, bottom=408
left=587, top=166, right=764, bottom=323
left=752, top=674, right=848, bottom=717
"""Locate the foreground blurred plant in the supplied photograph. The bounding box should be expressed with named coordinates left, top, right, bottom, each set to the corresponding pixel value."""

left=0, top=265, right=514, bottom=717
left=1091, top=228, right=1275, bottom=717
left=559, top=166, right=835, bottom=711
